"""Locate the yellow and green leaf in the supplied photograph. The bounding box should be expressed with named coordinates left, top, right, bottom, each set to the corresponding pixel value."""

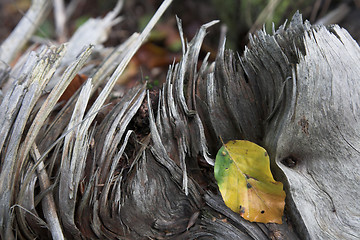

left=214, top=140, right=286, bottom=224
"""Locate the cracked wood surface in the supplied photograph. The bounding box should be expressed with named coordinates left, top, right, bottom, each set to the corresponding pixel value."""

left=0, top=2, right=359, bottom=239
left=197, top=13, right=360, bottom=239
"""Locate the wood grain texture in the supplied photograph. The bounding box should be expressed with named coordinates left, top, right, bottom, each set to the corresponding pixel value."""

left=274, top=24, right=360, bottom=239
left=0, top=3, right=359, bottom=239
left=195, top=12, right=360, bottom=239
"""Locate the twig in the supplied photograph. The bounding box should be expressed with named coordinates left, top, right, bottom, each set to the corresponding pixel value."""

left=31, top=144, right=65, bottom=240
left=53, top=0, right=68, bottom=42
left=65, top=0, right=84, bottom=19
left=315, top=3, right=351, bottom=25
left=0, top=0, right=52, bottom=64
left=247, top=0, right=281, bottom=35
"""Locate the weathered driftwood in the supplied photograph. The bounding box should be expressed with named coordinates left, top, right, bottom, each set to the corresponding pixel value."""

left=195, top=13, right=360, bottom=239
left=0, top=1, right=360, bottom=239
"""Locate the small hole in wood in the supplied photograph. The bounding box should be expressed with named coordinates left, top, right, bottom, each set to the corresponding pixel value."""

left=281, top=156, right=298, bottom=168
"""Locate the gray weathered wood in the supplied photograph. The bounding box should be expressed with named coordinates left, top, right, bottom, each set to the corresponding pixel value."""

left=196, top=12, right=360, bottom=239
left=0, top=2, right=359, bottom=239
left=0, top=0, right=52, bottom=64
left=274, top=24, right=360, bottom=239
